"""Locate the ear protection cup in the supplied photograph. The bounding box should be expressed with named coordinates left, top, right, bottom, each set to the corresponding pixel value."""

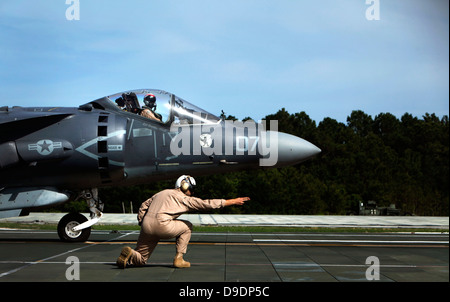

left=180, top=180, right=190, bottom=193
left=176, top=175, right=196, bottom=193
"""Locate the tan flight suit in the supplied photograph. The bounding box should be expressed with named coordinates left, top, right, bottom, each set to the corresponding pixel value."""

left=128, top=188, right=225, bottom=266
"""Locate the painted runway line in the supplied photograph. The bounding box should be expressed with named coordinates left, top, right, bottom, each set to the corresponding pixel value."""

left=0, top=230, right=138, bottom=278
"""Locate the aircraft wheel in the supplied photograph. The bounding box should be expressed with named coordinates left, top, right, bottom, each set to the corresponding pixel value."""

left=57, top=213, right=91, bottom=242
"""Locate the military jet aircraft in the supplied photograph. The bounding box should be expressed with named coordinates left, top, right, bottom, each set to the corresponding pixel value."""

left=0, top=89, right=321, bottom=242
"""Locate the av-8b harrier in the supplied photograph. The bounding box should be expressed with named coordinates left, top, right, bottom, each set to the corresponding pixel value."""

left=0, top=89, right=320, bottom=242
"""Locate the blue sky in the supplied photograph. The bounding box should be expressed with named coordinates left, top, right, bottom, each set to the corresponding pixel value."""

left=0, top=0, right=448, bottom=123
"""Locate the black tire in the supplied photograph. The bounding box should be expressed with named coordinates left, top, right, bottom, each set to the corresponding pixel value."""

left=57, top=213, right=91, bottom=242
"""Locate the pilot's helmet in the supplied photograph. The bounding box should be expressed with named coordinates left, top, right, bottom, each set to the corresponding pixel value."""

left=175, top=175, right=196, bottom=194
left=144, top=94, right=157, bottom=110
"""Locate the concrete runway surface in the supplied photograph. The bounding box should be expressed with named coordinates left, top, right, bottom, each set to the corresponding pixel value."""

left=2, top=213, right=448, bottom=229
left=0, top=228, right=447, bottom=284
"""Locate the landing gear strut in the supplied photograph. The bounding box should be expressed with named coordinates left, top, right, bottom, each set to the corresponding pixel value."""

left=57, top=189, right=104, bottom=242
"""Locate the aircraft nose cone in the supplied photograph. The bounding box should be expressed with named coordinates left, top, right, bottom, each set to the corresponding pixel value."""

left=275, top=131, right=321, bottom=166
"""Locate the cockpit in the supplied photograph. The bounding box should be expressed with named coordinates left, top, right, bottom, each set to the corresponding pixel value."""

left=105, top=89, right=221, bottom=125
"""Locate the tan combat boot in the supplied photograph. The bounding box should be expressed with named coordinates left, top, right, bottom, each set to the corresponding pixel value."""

left=116, top=246, right=133, bottom=269
left=173, top=252, right=191, bottom=268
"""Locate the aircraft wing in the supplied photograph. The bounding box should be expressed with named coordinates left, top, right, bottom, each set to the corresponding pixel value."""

left=0, top=107, right=73, bottom=143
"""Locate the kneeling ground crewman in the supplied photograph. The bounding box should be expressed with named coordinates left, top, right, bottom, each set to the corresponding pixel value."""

left=116, top=175, right=250, bottom=268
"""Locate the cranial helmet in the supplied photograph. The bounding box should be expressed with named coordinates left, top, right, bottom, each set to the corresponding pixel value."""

left=175, top=175, right=196, bottom=193
left=143, top=94, right=157, bottom=110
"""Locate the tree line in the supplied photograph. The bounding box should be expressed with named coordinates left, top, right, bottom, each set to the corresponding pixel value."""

left=96, top=109, right=448, bottom=216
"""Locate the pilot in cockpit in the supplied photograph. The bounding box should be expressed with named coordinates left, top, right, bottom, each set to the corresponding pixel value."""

left=140, top=94, right=162, bottom=122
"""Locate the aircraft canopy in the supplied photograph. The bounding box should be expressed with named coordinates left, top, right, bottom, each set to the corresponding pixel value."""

left=106, top=89, right=221, bottom=125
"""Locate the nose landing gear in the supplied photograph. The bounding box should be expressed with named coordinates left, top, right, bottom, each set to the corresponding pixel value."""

left=57, top=189, right=103, bottom=242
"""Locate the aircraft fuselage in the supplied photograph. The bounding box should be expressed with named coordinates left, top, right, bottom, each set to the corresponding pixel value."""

left=0, top=89, right=321, bottom=217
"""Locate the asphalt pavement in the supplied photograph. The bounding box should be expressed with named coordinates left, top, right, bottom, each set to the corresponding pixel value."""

left=0, top=228, right=448, bottom=283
